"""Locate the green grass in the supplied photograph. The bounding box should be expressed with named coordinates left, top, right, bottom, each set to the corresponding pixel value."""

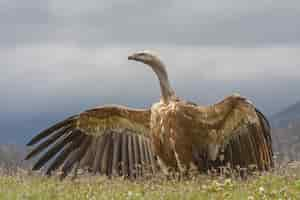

left=1, top=168, right=300, bottom=200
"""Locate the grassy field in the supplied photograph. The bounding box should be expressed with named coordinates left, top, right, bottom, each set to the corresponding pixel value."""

left=1, top=166, right=300, bottom=200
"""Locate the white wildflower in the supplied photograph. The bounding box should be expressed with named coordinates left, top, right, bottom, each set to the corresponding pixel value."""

left=259, top=186, right=265, bottom=193
left=247, top=196, right=254, bottom=200
left=127, top=191, right=133, bottom=197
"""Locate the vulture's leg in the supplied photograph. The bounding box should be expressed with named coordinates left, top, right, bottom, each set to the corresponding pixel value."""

left=72, top=162, right=80, bottom=180
left=156, top=156, right=169, bottom=176
left=192, top=147, right=202, bottom=170
left=174, top=150, right=183, bottom=172
left=169, top=138, right=184, bottom=174
left=192, top=145, right=210, bottom=173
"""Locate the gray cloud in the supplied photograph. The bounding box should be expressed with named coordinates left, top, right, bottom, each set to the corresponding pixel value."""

left=1, top=46, right=300, bottom=114
left=1, top=0, right=300, bottom=47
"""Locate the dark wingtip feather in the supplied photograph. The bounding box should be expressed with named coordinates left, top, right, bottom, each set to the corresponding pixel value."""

left=60, top=136, right=91, bottom=179
left=45, top=133, right=85, bottom=176
left=25, top=125, right=72, bottom=160
left=255, top=108, right=271, bottom=130
left=32, top=130, right=81, bottom=171
left=27, top=116, right=76, bottom=146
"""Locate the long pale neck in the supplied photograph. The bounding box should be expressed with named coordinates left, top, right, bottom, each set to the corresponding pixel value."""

left=148, top=59, right=175, bottom=104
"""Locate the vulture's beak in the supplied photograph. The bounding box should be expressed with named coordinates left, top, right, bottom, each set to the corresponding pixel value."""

left=128, top=53, right=141, bottom=61
left=128, top=55, right=135, bottom=60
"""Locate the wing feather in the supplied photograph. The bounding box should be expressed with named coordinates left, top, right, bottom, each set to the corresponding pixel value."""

left=46, top=133, right=84, bottom=175
left=127, top=134, right=134, bottom=178
left=219, top=106, right=273, bottom=170
left=26, top=125, right=72, bottom=160
left=32, top=130, right=83, bottom=171
left=121, top=132, right=129, bottom=176
left=111, top=132, right=122, bottom=176
left=27, top=116, right=76, bottom=146
left=26, top=106, right=158, bottom=179
left=146, top=141, right=156, bottom=173
left=184, top=95, right=273, bottom=171
left=92, top=136, right=106, bottom=172
left=132, top=134, right=141, bottom=176
left=138, top=135, right=146, bottom=172
left=60, top=135, right=92, bottom=179
left=100, top=132, right=111, bottom=174
left=142, top=139, right=150, bottom=170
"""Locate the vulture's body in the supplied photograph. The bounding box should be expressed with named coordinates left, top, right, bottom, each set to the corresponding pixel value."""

left=26, top=50, right=273, bottom=179
left=151, top=96, right=272, bottom=172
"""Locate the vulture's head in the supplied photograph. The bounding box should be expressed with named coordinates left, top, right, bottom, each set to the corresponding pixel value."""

left=128, top=50, right=175, bottom=103
left=128, top=50, right=160, bottom=65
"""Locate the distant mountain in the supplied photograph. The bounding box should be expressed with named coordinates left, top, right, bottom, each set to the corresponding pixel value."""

left=271, top=101, right=300, bottom=128
left=270, top=100, right=300, bottom=162
left=0, top=144, right=29, bottom=169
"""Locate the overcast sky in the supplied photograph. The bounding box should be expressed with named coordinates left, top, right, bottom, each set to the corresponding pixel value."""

left=1, top=0, right=300, bottom=143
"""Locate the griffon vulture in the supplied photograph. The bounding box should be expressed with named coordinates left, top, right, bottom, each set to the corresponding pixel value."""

left=25, top=50, right=273, bottom=179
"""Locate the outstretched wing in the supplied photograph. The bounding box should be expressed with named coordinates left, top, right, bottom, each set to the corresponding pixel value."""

left=218, top=102, right=274, bottom=171
left=181, top=95, right=273, bottom=171
left=25, top=105, right=157, bottom=179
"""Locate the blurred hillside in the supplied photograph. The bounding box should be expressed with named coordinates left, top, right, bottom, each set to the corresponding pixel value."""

left=0, top=144, right=28, bottom=170
left=271, top=101, right=300, bottom=128
left=271, top=101, right=300, bottom=162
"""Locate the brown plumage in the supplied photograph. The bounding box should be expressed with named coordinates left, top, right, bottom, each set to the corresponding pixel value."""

left=25, top=50, right=273, bottom=179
